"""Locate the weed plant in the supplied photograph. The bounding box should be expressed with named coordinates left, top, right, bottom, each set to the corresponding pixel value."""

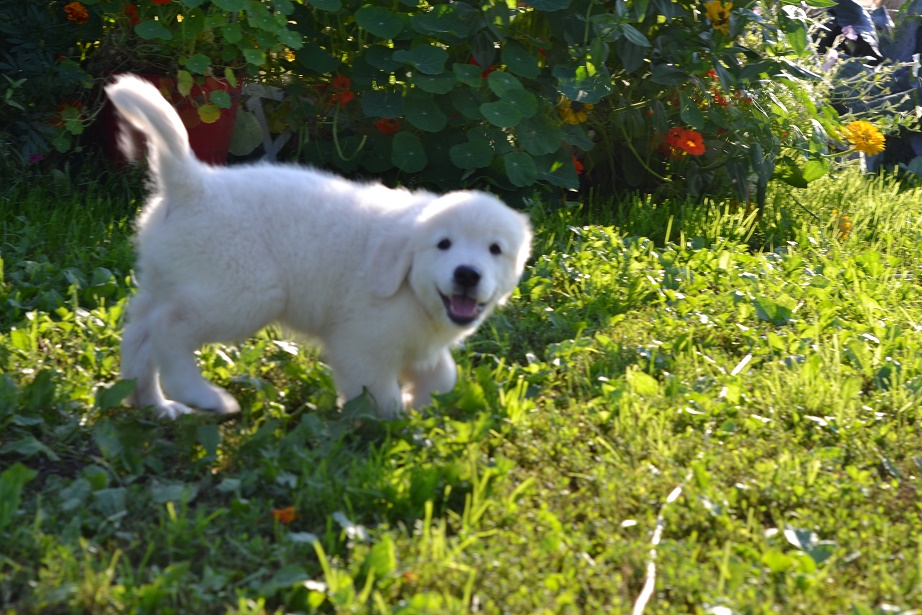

left=2, top=169, right=922, bottom=613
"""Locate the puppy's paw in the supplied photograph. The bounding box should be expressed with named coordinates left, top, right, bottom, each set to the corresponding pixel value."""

left=156, top=401, right=195, bottom=420
left=199, top=386, right=241, bottom=416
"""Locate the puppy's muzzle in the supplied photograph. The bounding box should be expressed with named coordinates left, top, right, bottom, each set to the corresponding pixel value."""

left=440, top=265, right=485, bottom=326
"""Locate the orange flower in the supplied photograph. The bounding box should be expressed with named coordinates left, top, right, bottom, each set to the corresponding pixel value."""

left=572, top=155, right=583, bottom=175
left=663, top=127, right=707, bottom=157
left=331, top=74, right=351, bottom=91
left=270, top=506, right=299, bottom=524
left=678, top=129, right=706, bottom=156
left=64, top=1, right=88, bottom=24
left=151, top=0, right=173, bottom=4
left=375, top=118, right=402, bottom=134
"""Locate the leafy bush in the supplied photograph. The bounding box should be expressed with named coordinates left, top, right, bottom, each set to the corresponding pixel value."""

left=243, top=0, right=901, bottom=204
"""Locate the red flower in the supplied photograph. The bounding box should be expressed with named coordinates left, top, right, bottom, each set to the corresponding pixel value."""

left=329, top=90, right=354, bottom=108
left=331, top=74, right=351, bottom=91
left=151, top=0, right=172, bottom=4
left=468, top=56, right=496, bottom=79
left=328, top=75, right=354, bottom=108
left=375, top=118, right=402, bottom=134
left=572, top=155, right=583, bottom=175
left=124, top=4, right=139, bottom=25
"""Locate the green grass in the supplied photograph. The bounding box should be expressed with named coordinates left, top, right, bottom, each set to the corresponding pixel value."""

left=2, top=168, right=922, bottom=614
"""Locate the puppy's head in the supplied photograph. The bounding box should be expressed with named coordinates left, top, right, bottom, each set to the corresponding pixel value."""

left=409, top=191, right=532, bottom=329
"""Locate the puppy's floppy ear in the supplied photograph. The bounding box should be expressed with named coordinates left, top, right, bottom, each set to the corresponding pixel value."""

left=514, top=211, right=534, bottom=275
left=366, top=228, right=413, bottom=298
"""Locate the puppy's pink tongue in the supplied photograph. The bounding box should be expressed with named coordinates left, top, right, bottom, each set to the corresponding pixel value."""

left=450, top=295, right=478, bottom=318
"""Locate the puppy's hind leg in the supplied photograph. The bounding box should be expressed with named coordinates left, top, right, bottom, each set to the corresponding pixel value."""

left=153, top=285, right=283, bottom=416
left=121, top=292, right=193, bottom=419
left=151, top=301, right=242, bottom=417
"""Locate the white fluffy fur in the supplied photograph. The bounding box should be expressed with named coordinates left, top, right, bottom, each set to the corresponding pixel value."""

left=106, top=74, right=532, bottom=420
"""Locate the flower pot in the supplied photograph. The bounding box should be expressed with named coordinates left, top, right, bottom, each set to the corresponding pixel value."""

left=102, top=73, right=242, bottom=166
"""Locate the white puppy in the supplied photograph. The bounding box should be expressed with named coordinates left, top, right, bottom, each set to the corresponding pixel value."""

left=106, top=74, right=532, bottom=420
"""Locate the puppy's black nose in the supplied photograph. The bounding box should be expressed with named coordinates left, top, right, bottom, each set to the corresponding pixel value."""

left=454, top=265, right=481, bottom=288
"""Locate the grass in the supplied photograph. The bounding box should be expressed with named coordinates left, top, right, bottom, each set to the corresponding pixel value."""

left=2, top=167, right=922, bottom=614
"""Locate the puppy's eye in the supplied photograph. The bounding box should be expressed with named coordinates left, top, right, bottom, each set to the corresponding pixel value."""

left=490, top=243, right=502, bottom=255
left=437, top=238, right=452, bottom=250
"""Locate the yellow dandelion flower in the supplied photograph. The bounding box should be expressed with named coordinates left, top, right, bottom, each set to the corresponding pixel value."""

left=842, top=120, right=886, bottom=155
left=557, top=99, right=594, bottom=125
left=704, top=0, right=733, bottom=34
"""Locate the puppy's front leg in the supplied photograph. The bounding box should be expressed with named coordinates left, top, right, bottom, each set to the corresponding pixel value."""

left=326, top=348, right=404, bottom=419
left=401, top=350, right=457, bottom=409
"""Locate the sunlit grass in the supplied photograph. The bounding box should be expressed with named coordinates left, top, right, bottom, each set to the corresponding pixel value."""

left=2, top=168, right=922, bottom=613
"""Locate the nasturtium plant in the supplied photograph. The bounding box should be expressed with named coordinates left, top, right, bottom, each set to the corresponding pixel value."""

left=263, top=0, right=907, bottom=204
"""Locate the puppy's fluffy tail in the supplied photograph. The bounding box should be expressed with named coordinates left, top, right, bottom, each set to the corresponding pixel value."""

left=105, top=74, right=201, bottom=191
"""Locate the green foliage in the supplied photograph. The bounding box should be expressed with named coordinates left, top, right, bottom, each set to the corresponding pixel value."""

left=0, top=1, right=96, bottom=159
left=249, top=0, right=908, bottom=203
left=84, top=0, right=303, bottom=78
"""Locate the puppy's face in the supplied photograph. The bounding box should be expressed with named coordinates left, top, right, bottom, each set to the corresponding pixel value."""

left=409, top=192, right=532, bottom=329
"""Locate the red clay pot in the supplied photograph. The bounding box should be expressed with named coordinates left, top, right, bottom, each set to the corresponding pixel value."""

left=102, top=73, right=242, bottom=166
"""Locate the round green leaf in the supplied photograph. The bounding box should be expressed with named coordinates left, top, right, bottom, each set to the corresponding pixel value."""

left=365, top=46, right=403, bottom=72
left=361, top=90, right=404, bottom=119
left=517, top=116, right=563, bottom=155
left=525, top=0, right=571, bottom=9
left=230, top=109, right=263, bottom=157
left=174, top=70, right=193, bottom=96
left=212, top=0, right=246, bottom=10
left=501, top=89, right=537, bottom=118
left=487, top=71, right=524, bottom=97
left=553, top=65, right=613, bottom=104
left=480, top=100, right=522, bottom=128
left=453, top=63, right=484, bottom=87
left=355, top=6, right=403, bottom=39
left=679, top=92, right=706, bottom=130
left=135, top=20, right=172, bottom=41
left=296, top=44, right=340, bottom=73
left=209, top=89, right=232, bottom=109
left=449, top=141, right=493, bottom=169
left=410, top=9, right=469, bottom=38
left=450, top=90, right=482, bottom=121
left=392, top=132, right=427, bottom=173
left=184, top=53, right=211, bottom=75
left=222, top=22, right=243, bottom=44
left=501, top=42, right=540, bottom=79
left=537, top=151, right=579, bottom=190
left=412, top=73, right=456, bottom=94
left=242, top=48, right=267, bottom=66
left=503, top=152, right=537, bottom=187
left=393, top=45, right=449, bottom=75
left=404, top=94, right=447, bottom=132
left=309, top=0, right=341, bottom=10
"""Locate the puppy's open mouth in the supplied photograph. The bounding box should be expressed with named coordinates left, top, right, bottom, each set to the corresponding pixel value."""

left=440, top=292, right=485, bottom=326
